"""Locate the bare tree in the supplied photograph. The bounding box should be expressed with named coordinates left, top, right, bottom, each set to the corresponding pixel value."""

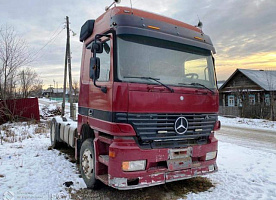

left=0, top=25, right=31, bottom=122
left=18, top=67, right=43, bottom=98
left=0, top=25, right=31, bottom=100
left=72, top=79, right=79, bottom=103
left=30, top=81, right=43, bottom=98
left=231, top=79, right=250, bottom=117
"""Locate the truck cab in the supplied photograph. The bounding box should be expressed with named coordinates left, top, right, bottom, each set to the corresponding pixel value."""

left=75, top=6, right=219, bottom=189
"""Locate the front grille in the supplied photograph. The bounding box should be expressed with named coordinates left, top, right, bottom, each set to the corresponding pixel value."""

left=115, top=113, right=217, bottom=149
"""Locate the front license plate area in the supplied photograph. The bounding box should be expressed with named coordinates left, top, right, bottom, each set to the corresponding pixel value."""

left=167, top=157, right=192, bottom=171
left=167, top=148, right=193, bottom=171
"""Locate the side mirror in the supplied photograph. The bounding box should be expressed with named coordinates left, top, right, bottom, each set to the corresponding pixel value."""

left=90, top=57, right=100, bottom=80
left=91, top=41, right=103, bottom=53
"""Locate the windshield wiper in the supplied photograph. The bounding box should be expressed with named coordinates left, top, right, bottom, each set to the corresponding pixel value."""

left=124, top=76, right=174, bottom=93
left=178, top=82, right=214, bottom=94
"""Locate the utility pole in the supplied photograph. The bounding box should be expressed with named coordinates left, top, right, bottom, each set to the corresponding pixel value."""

left=67, top=16, right=73, bottom=119
left=62, top=36, right=68, bottom=116
left=62, top=16, right=74, bottom=118
left=49, top=84, right=52, bottom=98
left=53, top=79, right=55, bottom=94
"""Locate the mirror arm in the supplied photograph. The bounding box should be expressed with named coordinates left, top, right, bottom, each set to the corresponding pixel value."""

left=93, top=75, right=107, bottom=93
left=95, top=34, right=111, bottom=40
left=93, top=47, right=97, bottom=58
left=93, top=78, right=100, bottom=89
left=101, top=87, right=107, bottom=93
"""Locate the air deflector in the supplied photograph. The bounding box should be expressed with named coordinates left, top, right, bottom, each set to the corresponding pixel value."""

left=80, top=20, right=95, bottom=42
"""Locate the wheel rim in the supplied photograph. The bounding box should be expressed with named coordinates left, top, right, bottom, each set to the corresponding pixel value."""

left=51, top=123, right=55, bottom=143
left=82, top=149, right=93, bottom=179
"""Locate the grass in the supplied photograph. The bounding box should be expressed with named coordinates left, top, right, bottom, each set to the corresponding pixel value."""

left=0, top=121, right=49, bottom=143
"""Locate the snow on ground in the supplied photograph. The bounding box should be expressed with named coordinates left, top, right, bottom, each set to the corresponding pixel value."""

left=38, top=98, right=77, bottom=120
left=0, top=124, right=85, bottom=200
left=219, top=116, right=276, bottom=132
left=1, top=99, right=276, bottom=199
left=0, top=101, right=84, bottom=200
left=1, top=123, right=275, bottom=200
left=185, top=141, right=276, bottom=200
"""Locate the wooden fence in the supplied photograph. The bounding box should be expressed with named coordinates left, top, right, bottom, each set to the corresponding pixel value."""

left=219, top=106, right=240, bottom=117
left=219, top=105, right=275, bottom=119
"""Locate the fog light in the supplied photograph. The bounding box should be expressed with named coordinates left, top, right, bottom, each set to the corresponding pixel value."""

left=206, top=151, right=217, bottom=160
left=208, top=164, right=215, bottom=171
left=122, top=160, right=146, bottom=171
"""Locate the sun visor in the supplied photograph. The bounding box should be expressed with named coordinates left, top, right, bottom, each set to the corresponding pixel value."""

left=116, top=26, right=216, bottom=54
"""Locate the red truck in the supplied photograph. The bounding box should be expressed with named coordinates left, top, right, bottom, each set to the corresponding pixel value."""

left=50, top=2, right=220, bottom=190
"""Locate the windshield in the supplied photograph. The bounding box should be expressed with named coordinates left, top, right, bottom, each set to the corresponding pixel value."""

left=117, top=35, right=216, bottom=89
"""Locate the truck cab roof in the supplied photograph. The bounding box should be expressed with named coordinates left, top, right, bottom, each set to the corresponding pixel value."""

left=80, top=6, right=215, bottom=54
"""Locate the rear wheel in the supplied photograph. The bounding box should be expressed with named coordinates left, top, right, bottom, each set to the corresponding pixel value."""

left=50, top=118, right=62, bottom=149
left=80, top=138, right=101, bottom=189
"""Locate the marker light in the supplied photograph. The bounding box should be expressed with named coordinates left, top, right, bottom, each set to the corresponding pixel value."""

left=109, top=151, right=116, bottom=158
left=194, top=36, right=204, bottom=41
left=148, top=25, right=160, bottom=30
left=122, top=160, right=146, bottom=171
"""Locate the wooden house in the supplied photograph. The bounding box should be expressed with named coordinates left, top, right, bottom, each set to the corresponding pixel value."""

left=219, top=69, right=276, bottom=118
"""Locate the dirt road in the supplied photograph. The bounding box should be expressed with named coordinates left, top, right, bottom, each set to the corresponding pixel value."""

left=217, top=125, right=276, bottom=150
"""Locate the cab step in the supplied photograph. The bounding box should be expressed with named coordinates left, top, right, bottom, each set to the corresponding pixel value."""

left=98, top=135, right=113, bottom=144
left=98, top=155, right=109, bottom=166
left=97, top=174, right=108, bottom=185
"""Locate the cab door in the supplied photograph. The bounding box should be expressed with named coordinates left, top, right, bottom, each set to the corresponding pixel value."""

left=88, top=34, right=114, bottom=129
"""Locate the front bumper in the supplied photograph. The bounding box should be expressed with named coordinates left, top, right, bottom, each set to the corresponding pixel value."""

left=109, top=163, right=218, bottom=190
left=105, top=136, right=218, bottom=190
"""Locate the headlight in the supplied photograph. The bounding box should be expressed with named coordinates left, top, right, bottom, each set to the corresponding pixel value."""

left=122, top=160, right=146, bottom=171
left=206, top=151, right=217, bottom=161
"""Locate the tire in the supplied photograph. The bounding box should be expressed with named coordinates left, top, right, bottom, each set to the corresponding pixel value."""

left=50, top=118, right=62, bottom=149
left=80, top=138, right=101, bottom=189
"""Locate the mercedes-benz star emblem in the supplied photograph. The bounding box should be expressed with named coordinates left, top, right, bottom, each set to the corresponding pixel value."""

left=174, top=117, right=188, bottom=134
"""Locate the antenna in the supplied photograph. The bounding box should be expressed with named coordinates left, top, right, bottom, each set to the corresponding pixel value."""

left=105, top=0, right=121, bottom=11
left=130, top=0, right=133, bottom=14
left=195, top=15, right=203, bottom=29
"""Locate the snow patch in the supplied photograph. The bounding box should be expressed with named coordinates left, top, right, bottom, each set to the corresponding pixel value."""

left=219, top=116, right=276, bottom=132
left=0, top=125, right=85, bottom=199
left=0, top=122, right=48, bottom=143
left=184, top=141, right=276, bottom=200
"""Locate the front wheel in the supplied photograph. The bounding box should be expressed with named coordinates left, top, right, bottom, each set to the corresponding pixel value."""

left=80, top=138, right=101, bottom=189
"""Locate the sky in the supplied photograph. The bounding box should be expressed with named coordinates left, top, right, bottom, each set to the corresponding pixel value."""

left=1, top=0, right=276, bottom=88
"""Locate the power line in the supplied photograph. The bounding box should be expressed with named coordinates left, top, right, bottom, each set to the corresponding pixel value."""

left=49, top=22, right=64, bottom=38
left=30, top=28, right=64, bottom=62
left=132, top=0, right=139, bottom=5
left=32, top=28, right=64, bottom=58
left=30, top=22, right=64, bottom=57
